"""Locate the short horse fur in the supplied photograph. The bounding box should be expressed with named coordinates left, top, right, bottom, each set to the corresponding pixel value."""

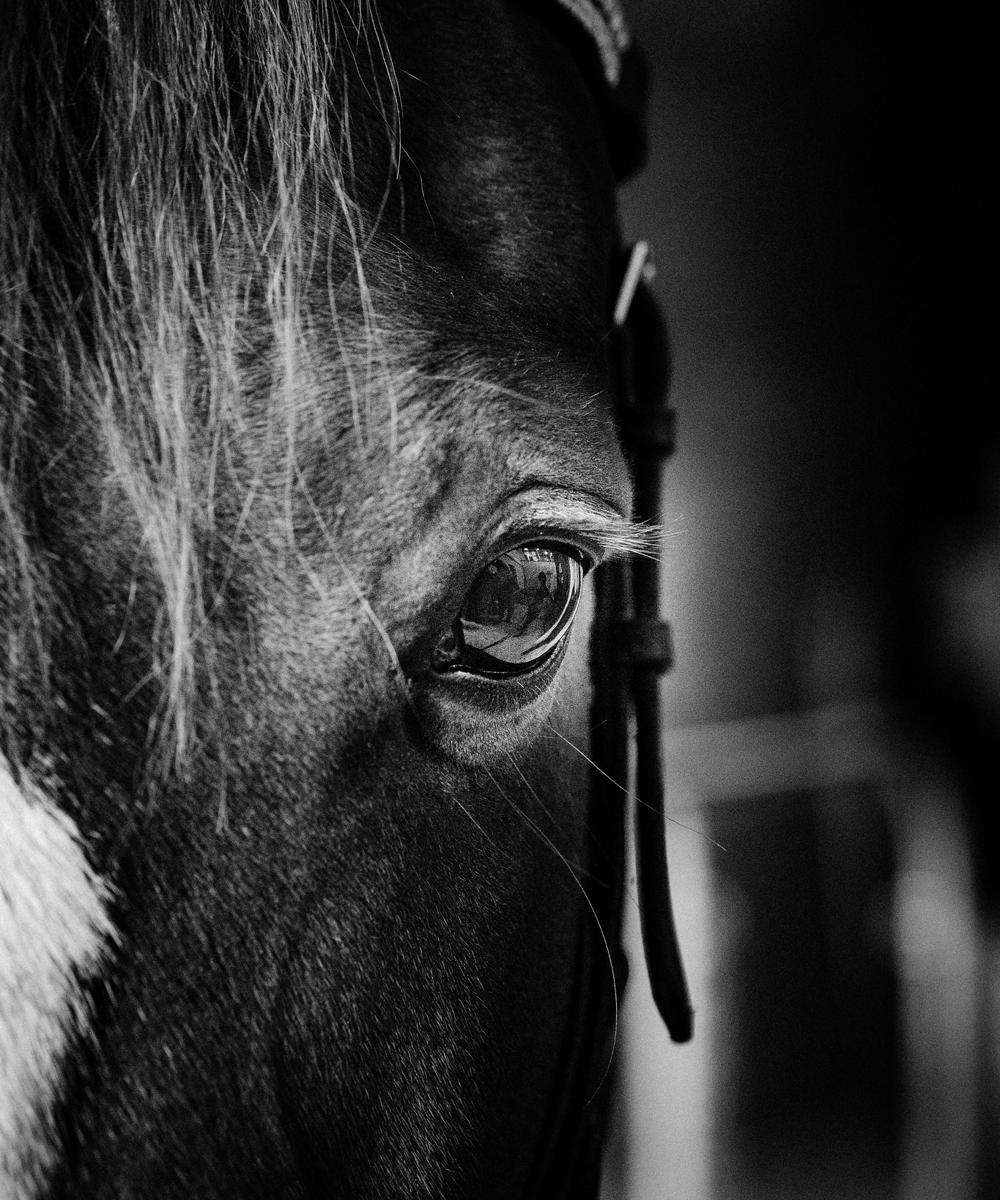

left=0, top=2, right=652, bottom=1196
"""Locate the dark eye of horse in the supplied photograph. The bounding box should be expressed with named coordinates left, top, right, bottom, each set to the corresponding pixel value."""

left=434, top=545, right=585, bottom=676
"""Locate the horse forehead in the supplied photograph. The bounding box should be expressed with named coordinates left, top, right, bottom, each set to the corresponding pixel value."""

left=382, top=387, right=626, bottom=535
left=326, top=1, right=625, bottom=528
left=383, top=0, right=616, bottom=300
left=296, top=361, right=627, bottom=589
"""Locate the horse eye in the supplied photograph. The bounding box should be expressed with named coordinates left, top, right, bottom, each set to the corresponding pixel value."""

left=433, top=545, right=585, bottom=676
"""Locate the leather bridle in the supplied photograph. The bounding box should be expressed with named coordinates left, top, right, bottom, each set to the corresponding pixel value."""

left=609, top=242, right=693, bottom=1048
left=519, top=3, right=693, bottom=1195
left=520, top=248, right=693, bottom=1200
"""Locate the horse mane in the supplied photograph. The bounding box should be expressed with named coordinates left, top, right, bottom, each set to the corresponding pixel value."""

left=0, top=0, right=400, bottom=776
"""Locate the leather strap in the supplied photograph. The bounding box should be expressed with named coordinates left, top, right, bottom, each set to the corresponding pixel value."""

left=613, top=273, right=693, bottom=1044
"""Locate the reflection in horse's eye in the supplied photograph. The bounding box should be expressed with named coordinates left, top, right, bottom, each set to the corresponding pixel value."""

left=434, top=545, right=585, bottom=676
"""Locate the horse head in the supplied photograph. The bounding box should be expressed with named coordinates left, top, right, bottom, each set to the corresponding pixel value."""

left=1, top=3, right=685, bottom=1196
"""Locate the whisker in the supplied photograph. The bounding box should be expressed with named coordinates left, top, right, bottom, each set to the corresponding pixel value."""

left=491, top=754, right=620, bottom=1102
left=449, top=788, right=511, bottom=859
left=497, top=755, right=592, bottom=882
left=544, top=721, right=728, bottom=853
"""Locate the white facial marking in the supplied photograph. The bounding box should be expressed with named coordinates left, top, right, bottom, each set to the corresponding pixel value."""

left=1, top=756, right=116, bottom=1200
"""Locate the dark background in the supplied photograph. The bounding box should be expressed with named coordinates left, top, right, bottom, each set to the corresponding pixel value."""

left=612, top=3, right=993, bottom=1197
left=621, top=0, right=990, bottom=734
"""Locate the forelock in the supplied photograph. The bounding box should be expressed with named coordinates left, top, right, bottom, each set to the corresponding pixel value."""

left=0, top=0, right=400, bottom=774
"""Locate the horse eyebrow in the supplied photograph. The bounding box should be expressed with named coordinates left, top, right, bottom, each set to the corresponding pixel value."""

left=566, top=507, right=661, bottom=561
left=506, top=490, right=660, bottom=561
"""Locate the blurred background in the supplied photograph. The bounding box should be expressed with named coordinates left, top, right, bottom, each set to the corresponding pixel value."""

left=602, top=3, right=995, bottom=1198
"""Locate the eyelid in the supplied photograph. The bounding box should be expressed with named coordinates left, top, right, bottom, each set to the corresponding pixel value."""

left=491, top=488, right=660, bottom=566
